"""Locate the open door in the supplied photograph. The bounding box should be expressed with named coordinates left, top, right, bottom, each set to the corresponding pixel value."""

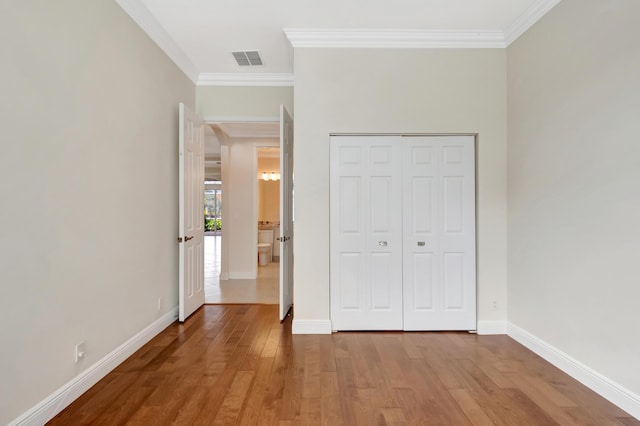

left=178, top=103, right=205, bottom=322
left=279, top=105, right=294, bottom=320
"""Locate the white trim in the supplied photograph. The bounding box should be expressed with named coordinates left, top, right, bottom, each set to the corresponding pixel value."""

left=114, top=0, right=199, bottom=83
left=476, top=320, right=507, bottom=335
left=219, top=272, right=229, bottom=280
left=198, top=73, right=294, bottom=87
left=228, top=272, right=256, bottom=280
left=284, top=28, right=506, bottom=49
left=9, top=307, right=179, bottom=426
left=504, top=0, right=562, bottom=45
left=508, top=322, right=640, bottom=419
left=292, top=319, right=332, bottom=334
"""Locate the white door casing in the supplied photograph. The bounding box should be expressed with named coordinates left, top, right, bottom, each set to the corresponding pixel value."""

left=330, top=135, right=476, bottom=331
left=330, top=136, right=404, bottom=330
left=402, top=136, right=476, bottom=330
left=178, top=103, right=205, bottom=322
left=279, top=105, right=294, bottom=321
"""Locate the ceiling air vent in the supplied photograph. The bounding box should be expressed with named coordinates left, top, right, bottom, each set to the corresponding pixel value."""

left=232, top=50, right=263, bottom=66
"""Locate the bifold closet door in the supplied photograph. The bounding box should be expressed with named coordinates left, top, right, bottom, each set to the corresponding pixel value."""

left=330, top=136, right=403, bottom=330
left=402, top=136, right=476, bottom=330
left=330, top=135, right=476, bottom=331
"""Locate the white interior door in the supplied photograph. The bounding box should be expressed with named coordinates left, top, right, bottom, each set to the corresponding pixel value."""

left=279, top=105, right=294, bottom=320
left=330, top=136, right=404, bottom=330
left=402, top=136, right=476, bottom=330
left=178, top=103, right=205, bottom=322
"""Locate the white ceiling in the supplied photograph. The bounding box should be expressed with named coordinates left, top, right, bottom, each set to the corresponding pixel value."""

left=117, top=0, right=561, bottom=84
left=116, top=0, right=561, bottom=179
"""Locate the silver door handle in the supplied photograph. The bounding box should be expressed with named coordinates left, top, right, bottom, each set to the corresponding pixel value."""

left=417, top=241, right=425, bottom=246
left=379, top=241, right=387, bottom=246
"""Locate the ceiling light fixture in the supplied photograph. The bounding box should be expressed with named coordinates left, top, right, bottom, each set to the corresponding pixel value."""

left=260, top=171, right=280, bottom=181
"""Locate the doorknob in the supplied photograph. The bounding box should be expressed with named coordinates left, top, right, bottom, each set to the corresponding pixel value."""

left=278, top=236, right=291, bottom=242
left=379, top=241, right=388, bottom=246
left=185, top=236, right=194, bottom=242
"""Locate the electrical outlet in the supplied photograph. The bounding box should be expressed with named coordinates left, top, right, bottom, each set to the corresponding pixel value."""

left=157, top=297, right=163, bottom=312
left=75, top=342, right=86, bottom=363
left=491, top=301, right=498, bottom=311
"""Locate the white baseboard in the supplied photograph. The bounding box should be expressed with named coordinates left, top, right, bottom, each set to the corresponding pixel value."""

left=476, top=320, right=507, bottom=335
left=228, top=272, right=256, bottom=279
left=9, top=307, right=179, bottom=426
left=508, top=322, right=640, bottom=420
left=292, top=319, right=332, bottom=334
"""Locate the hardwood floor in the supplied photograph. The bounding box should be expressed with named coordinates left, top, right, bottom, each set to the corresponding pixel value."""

left=49, top=305, right=638, bottom=425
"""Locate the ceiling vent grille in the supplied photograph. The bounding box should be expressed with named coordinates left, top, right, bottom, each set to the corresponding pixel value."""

left=232, top=50, right=263, bottom=66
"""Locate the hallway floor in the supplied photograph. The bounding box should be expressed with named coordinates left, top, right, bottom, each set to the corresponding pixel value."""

left=204, top=235, right=279, bottom=304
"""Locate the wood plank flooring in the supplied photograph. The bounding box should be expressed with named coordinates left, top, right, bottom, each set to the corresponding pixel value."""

left=48, top=305, right=638, bottom=425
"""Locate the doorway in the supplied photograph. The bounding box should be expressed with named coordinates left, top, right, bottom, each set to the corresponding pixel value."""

left=203, top=121, right=283, bottom=304
left=202, top=148, right=281, bottom=304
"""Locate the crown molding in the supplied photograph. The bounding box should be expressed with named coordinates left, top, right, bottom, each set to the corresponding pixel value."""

left=283, top=28, right=506, bottom=49
left=114, top=0, right=199, bottom=83
left=198, top=73, right=294, bottom=87
left=504, top=0, right=562, bottom=45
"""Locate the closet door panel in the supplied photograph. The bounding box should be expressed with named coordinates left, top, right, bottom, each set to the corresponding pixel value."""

left=404, top=136, right=476, bottom=330
left=331, top=136, right=403, bottom=330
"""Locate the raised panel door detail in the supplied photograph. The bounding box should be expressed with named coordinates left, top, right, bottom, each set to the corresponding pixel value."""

left=340, top=253, right=362, bottom=310
left=411, top=177, right=433, bottom=234
left=444, top=253, right=464, bottom=309
left=186, top=150, right=194, bottom=231
left=371, top=252, right=393, bottom=310
left=371, top=176, right=392, bottom=233
left=186, top=244, right=194, bottom=297
left=340, top=146, right=361, bottom=165
left=412, top=146, right=433, bottom=165
left=195, top=240, right=203, bottom=293
left=443, top=146, right=463, bottom=165
left=371, top=146, right=392, bottom=165
left=443, top=177, right=463, bottom=233
left=340, top=177, right=361, bottom=233
left=412, top=253, right=434, bottom=310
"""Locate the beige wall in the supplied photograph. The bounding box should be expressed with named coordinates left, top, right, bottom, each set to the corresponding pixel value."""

left=197, top=86, right=293, bottom=119
left=293, top=48, right=508, bottom=330
left=0, top=1, right=195, bottom=424
left=507, top=0, right=640, bottom=397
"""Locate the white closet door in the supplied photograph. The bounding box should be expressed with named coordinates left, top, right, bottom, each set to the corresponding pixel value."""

left=403, top=136, right=476, bottom=330
left=330, top=136, right=403, bottom=330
